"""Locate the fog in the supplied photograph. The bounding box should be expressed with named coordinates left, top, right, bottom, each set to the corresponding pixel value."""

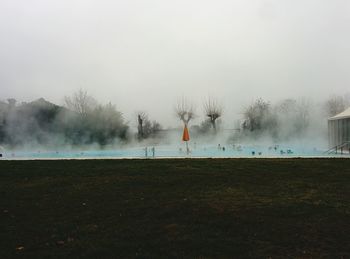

left=1, top=0, right=350, bottom=130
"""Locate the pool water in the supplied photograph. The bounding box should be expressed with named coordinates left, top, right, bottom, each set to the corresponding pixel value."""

left=0, top=144, right=342, bottom=159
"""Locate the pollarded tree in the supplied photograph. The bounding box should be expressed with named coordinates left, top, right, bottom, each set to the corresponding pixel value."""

left=203, top=97, right=223, bottom=132
left=175, top=97, right=195, bottom=154
left=175, top=97, right=195, bottom=126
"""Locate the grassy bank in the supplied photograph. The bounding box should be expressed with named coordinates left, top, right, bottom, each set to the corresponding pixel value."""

left=1, top=159, right=349, bottom=258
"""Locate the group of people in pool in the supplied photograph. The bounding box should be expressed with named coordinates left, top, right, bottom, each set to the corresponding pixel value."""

left=176, top=143, right=295, bottom=156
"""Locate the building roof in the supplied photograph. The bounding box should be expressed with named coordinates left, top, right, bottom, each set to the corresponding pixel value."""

left=329, top=107, right=350, bottom=120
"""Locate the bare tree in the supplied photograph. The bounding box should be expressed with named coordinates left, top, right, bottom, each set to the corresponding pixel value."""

left=136, top=111, right=162, bottom=140
left=203, top=97, right=223, bottom=132
left=137, top=111, right=148, bottom=139
left=274, top=98, right=311, bottom=139
left=295, top=98, right=311, bottom=133
left=175, top=97, right=195, bottom=126
left=175, top=97, right=195, bottom=155
left=242, top=98, right=271, bottom=132
left=64, top=89, right=97, bottom=117
left=276, top=99, right=297, bottom=114
left=325, top=95, right=350, bottom=117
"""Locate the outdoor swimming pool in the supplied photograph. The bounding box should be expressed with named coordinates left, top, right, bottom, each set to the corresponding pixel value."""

left=0, top=143, right=345, bottom=159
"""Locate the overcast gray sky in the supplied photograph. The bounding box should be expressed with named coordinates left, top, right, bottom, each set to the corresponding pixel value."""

left=1, top=0, right=349, bottom=127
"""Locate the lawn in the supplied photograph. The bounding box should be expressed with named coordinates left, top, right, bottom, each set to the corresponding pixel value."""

left=1, top=159, right=349, bottom=258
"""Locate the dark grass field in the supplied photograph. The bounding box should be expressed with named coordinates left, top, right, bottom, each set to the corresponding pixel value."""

left=1, top=158, right=350, bottom=258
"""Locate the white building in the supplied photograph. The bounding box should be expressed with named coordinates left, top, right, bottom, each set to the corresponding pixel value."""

left=328, top=107, right=350, bottom=149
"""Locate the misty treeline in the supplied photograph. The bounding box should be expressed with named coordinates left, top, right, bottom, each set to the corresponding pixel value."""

left=0, top=89, right=349, bottom=148
left=0, top=90, right=129, bottom=148
left=235, top=98, right=311, bottom=141
left=232, top=94, right=350, bottom=142
left=180, top=94, right=350, bottom=141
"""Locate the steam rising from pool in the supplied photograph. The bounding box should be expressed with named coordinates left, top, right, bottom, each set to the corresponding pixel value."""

left=0, top=140, right=336, bottom=159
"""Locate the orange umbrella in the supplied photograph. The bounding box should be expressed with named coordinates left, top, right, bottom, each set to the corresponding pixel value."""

left=182, top=125, right=190, bottom=142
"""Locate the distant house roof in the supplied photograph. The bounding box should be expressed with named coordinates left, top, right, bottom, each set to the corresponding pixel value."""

left=26, top=98, right=56, bottom=107
left=329, top=107, right=350, bottom=121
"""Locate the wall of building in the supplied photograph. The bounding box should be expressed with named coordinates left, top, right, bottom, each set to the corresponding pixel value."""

left=328, top=118, right=350, bottom=148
